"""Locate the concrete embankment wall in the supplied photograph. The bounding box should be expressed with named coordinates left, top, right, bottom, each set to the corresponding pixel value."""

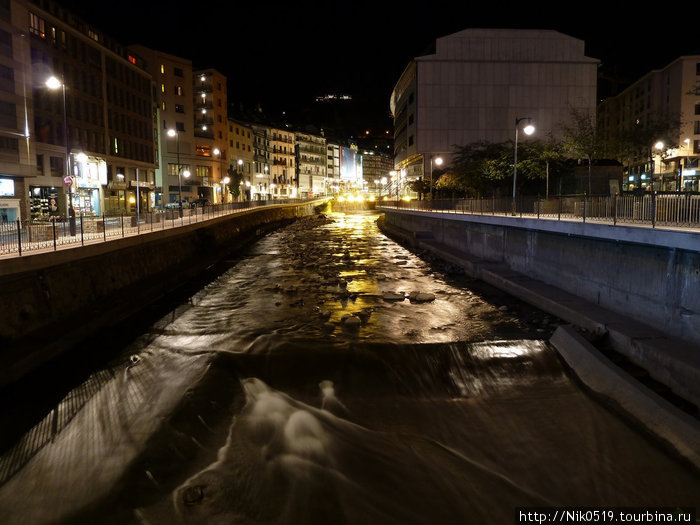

left=0, top=200, right=326, bottom=386
left=381, top=209, right=700, bottom=347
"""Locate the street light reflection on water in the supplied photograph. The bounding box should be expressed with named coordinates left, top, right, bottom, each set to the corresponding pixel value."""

left=0, top=211, right=697, bottom=524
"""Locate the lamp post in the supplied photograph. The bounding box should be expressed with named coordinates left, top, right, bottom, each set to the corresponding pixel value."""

left=513, top=117, right=535, bottom=213
left=213, top=148, right=224, bottom=203
left=682, top=138, right=691, bottom=192
left=237, top=159, right=244, bottom=201
left=653, top=141, right=664, bottom=192
left=429, top=155, right=443, bottom=200
left=167, top=129, right=185, bottom=217
left=46, top=75, right=76, bottom=236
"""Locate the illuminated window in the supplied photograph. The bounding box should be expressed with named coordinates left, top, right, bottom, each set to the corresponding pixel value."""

left=160, top=64, right=164, bottom=74
left=195, top=144, right=212, bottom=157
left=127, top=55, right=136, bottom=65
left=175, top=104, right=184, bottom=113
left=28, top=12, right=46, bottom=38
left=88, top=29, right=99, bottom=42
left=161, top=84, right=165, bottom=93
left=174, top=85, right=183, bottom=96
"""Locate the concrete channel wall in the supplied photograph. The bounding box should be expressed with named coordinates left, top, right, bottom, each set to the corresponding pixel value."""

left=0, top=200, right=326, bottom=386
left=382, top=209, right=700, bottom=346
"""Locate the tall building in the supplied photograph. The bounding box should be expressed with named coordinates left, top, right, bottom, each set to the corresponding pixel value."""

left=226, top=117, right=254, bottom=201
left=24, top=0, right=156, bottom=219
left=268, top=125, right=295, bottom=199
left=360, top=149, right=393, bottom=197
left=326, top=141, right=340, bottom=195
left=295, top=130, right=326, bottom=197
left=598, top=56, right=700, bottom=192
left=0, top=0, right=34, bottom=222
left=128, top=45, right=194, bottom=207
left=192, top=68, right=227, bottom=203
left=390, top=29, right=599, bottom=186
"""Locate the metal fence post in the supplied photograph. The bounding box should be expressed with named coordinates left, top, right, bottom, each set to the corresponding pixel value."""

left=53, top=220, right=57, bottom=251
left=121, top=213, right=125, bottom=237
left=651, top=191, right=656, bottom=228
left=613, top=194, right=617, bottom=226
left=16, top=219, right=21, bottom=256
left=582, top=193, right=587, bottom=223
left=80, top=213, right=84, bottom=245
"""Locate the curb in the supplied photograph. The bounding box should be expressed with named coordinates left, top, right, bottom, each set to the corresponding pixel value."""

left=551, top=325, right=700, bottom=471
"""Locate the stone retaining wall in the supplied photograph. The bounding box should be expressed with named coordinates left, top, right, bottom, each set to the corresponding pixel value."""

left=0, top=201, right=325, bottom=385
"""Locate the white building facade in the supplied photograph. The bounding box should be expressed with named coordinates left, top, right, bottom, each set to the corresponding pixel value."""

left=390, top=29, right=599, bottom=187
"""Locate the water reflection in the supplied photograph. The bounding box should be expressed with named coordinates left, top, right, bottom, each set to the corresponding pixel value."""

left=0, top=211, right=697, bottom=524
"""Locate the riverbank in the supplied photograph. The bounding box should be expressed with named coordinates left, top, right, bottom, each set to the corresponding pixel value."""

left=377, top=214, right=700, bottom=471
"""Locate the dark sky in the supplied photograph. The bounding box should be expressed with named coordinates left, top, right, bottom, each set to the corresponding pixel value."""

left=55, top=0, right=700, bottom=130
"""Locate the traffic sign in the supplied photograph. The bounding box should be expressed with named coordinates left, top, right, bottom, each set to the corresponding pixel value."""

left=63, top=176, right=72, bottom=187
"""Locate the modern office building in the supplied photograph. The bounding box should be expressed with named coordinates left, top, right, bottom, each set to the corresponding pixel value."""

left=26, top=0, right=156, bottom=219
left=390, top=28, right=599, bottom=187
left=360, top=149, right=393, bottom=197
left=597, top=56, right=700, bottom=192
left=0, top=0, right=34, bottom=222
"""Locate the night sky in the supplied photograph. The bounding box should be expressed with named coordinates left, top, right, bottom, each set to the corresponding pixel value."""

left=53, top=0, right=700, bottom=131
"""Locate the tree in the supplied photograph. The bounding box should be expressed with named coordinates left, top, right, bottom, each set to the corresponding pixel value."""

left=434, top=172, right=464, bottom=198
left=228, top=165, right=243, bottom=199
left=615, top=111, right=682, bottom=190
left=408, top=177, right=430, bottom=200
left=451, top=142, right=513, bottom=197
left=560, top=108, right=600, bottom=195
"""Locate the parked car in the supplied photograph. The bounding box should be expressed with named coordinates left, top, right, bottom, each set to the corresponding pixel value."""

left=191, top=198, right=210, bottom=208
left=164, top=200, right=188, bottom=209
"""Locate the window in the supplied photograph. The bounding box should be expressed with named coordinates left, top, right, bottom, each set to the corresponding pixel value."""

left=408, top=135, right=414, bottom=146
left=49, top=156, right=63, bottom=176
left=195, top=165, right=210, bottom=178
left=696, top=62, right=700, bottom=75
left=175, top=121, right=185, bottom=131
left=695, top=121, right=700, bottom=135
left=695, top=140, right=700, bottom=154
left=695, top=103, right=700, bottom=115
left=174, top=67, right=183, bottom=77
left=160, top=64, right=164, bottom=74
left=175, top=104, right=184, bottom=113
left=29, top=12, right=46, bottom=38
left=161, top=84, right=165, bottom=93
left=36, top=154, right=44, bottom=174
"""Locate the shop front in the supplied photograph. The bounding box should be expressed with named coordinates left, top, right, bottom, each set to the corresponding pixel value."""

left=72, top=154, right=107, bottom=216
left=0, top=177, right=21, bottom=222
left=29, top=185, right=61, bottom=220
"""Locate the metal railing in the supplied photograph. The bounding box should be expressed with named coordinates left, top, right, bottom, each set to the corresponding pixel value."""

left=381, top=193, right=700, bottom=230
left=0, top=198, right=315, bottom=257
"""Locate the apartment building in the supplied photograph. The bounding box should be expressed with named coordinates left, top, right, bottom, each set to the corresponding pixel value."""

left=226, top=117, right=254, bottom=201
left=326, top=141, right=340, bottom=194
left=268, top=125, right=295, bottom=199
left=26, top=0, right=156, bottom=218
left=129, top=45, right=194, bottom=207
left=193, top=68, right=227, bottom=202
left=598, top=56, right=700, bottom=192
left=391, top=29, right=599, bottom=185
left=295, top=131, right=326, bottom=197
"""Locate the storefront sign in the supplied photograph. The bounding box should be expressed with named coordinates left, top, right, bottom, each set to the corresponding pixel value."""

left=0, top=178, right=15, bottom=196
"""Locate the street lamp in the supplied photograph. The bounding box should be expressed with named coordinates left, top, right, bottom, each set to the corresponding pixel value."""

left=167, top=128, right=186, bottom=217
left=46, top=75, right=76, bottom=235
left=653, top=141, right=664, bottom=192
left=429, top=155, right=443, bottom=200
left=213, top=147, right=224, bottom=203
left=682, top=138, right=691, bottom=192
left=513, top=117, right=535, bottom=212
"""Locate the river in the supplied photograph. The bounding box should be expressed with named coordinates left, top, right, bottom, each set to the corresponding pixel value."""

left=0, top=210, right=697, bottom=524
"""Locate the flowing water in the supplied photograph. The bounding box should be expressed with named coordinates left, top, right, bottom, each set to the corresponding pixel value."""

left=0, top=211, right=697, bottom=524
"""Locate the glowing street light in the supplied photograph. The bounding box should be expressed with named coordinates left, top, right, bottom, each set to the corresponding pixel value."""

left=513, top=117, right=535, bottom=212
left=46, top=75, right=76, bottom=235
left=430, top=155, right=443, bottom=200
left=167, top=128, right=187, bottom=217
